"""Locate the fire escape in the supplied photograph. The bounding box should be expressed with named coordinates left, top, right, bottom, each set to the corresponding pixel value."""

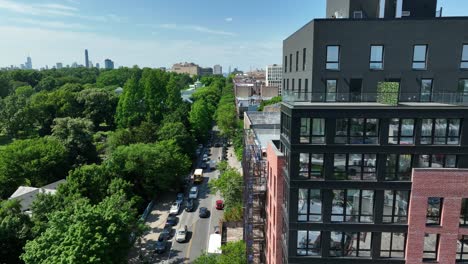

left=243, top=129, right=267, bottom=264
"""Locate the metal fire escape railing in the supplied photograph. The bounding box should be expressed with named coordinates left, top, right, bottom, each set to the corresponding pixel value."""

left=243, top=129, right=267, bottom=264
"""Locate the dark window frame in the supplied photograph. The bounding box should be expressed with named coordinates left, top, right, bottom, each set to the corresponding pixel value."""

left=369, top=45, right=384, bottom=70
left=380, top=232, right=407, bottom=258
left=300, top=118, right=325, bottom=144
left=298, top=189, right=322, bottom=222
left=329, top=232, right=372, bottom=257
left=298, top=153, right=325, bottom=180
left=297, top=230, right=321, bottom=256
left=296, top=51, right=299, bottom=72
left=298, top=78, right=302, bottom=92
left=326, top=45, right=340, bottom=70
left=335, top=118, right=380, bottom=145
left=412, top=44, right=428, bottom=70
left=461, top=199, right=468, bottom=227
left=420, top=79, right=433, bottom=102
left=457, top=235, right=468, bottom=261
left=417, top=154, right=457, bottom=168
left=388, top=118, right=415, bottom=145
left=423, top=233, right=440, bottom=261
left=303, top=48, right=307, bottom=71
left=383, top=190, right=410, bottom=224
left=426, top=197, right=443, bottom=226
left=326, top=79, right=337, bottom=102
left=284, top=55, right=288, bottom=72
left=331, top=189, right=375, bottom=223
left=420, top=118, right=462, bottom=145
left=292, top=79, right=295, bottom=91
left=385, top=154, right=413, bottom=181
left=305, top=79, right=309, bottom=93
left=290, top=54, right=292, bottom=72
left=333, top=153, right=377, bottom=181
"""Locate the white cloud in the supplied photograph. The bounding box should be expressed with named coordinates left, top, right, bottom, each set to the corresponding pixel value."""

left=225, top=17, right=233, bottom=22
left=36, top=3, right=78, bottom=11
left=11, top=18, right=87, bottom=30
left=155, top=23, right=236, bottom=36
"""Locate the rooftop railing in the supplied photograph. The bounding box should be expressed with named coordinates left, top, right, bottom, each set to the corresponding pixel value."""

left=282, top=90, right=468, bottom=106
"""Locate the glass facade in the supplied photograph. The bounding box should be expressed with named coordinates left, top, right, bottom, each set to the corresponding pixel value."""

left=380, top=232, right=407, bottom=258
left=420, top=118, right=461, bottom=145
left=333, top=154, right=377, bottom=180
left=426, top=197, right=443, bottom=225
left=335, top=118, right=379, bottom=144
left=388, top=118, right=415, bottom=144
left=383, top=190, right=410, bottom=224
left=385, top=154, right=413, bottom=181
left=331, top=190, right=374, bottom=223
left=298, top=189, right=322, bottom=222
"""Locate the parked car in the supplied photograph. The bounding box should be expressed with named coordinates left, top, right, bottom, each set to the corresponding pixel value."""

left=203, top=154, right=209, bottom=162
left=215, top=200, right=224, bottom=210
left=155, top=236, right=167, bottom=254
left=186, top=198, right=195, bottom=212
left=201, top=162, right=207, bottom=169
left=199, top=207, right=209, bottom=218
left=166, top=215, right=178, bottom=226
left=169, top=202, right=180, bottom=215
left=160, top=223, right=173, bottom=239
left=176, top=225, right=188, bottom=243
left=176, top=193, right=184, bottom=204
left=189, top=186, right=198, bottom=199
left=197, top=144, right=203, bottom=149
left=214, top=143, right=221, bottom=147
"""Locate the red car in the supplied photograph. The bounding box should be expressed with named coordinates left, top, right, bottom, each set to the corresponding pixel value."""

left=215, top=200, right=224, bottom=210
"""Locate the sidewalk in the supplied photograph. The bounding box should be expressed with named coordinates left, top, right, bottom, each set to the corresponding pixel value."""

left=226, top=146, right=242, bottom=175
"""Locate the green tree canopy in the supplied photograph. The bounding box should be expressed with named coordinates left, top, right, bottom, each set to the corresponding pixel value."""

left=157, top=121, right=195, bottom=156
left=209, top=168, right=243, bottom=209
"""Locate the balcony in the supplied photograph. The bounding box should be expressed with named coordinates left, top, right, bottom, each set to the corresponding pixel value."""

left=282, top=90, right=468, bottom=106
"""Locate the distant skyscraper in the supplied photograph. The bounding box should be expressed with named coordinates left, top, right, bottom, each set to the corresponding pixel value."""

left=96, top=63, right=100, bottom=69
left=104, top=59, right=114, bottom=69
left=266, top=64, right=283, bottom=95
left=85, top=49, right=89, bottom=68
left=213, top=64, right=222, bottom=75
left=24, top=56, right=32, bottom=69
left=56, top=63, right=63, bottom=69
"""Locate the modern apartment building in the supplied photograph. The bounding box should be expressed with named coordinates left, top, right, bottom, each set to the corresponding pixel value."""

left=273, top=0, right=468, bottom=263
left=214, top=64, right=223, bottom=75
left=171, top=62, right=200, bottom=76
left=266, top=64, right=283, bottom=95
left=104, top=59, right=114, bottom=70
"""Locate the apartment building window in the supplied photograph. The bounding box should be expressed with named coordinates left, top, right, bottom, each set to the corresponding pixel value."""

left=331, top=189, right=375, bottom=223
left=326, top=80, right=337, bottom=102
left=292, top=79, right=295, bottom=91
left=298, top=79, right=302, bottom=92
left=333, top=154, right=377, bottom=180
left=298, top=189, right=321, bottom=222
left=461, top=199, right=468, bottom=226
left=297, top=230, right=321, bottom=256
left=388, top=118, right=415, bottom=145
left=335, top=118, right=379, bottom=144
left=299, top=153, right=324, bottom=180
left=290, top=54, right=292, bottom=72
left=287, top=79, right=289, bottom=90
left=380, top=232, right=407, bottom=258
left=457, top=235, right=468, bottom=261
left=283, top=79, right=285, bottom=90
left=329, top=232, right=371, bottom=257
left=281, top=113, right=291, bottom=140
left=284, top=56, right=287, bottom=72
left=383, top=190, right=410, bottom=224
left=304, top=79, right=309, bottom=93
left=461, top=44, right=468, bottom=69
left=300, top=118, right=325, bottom=144
left=412, top=45, right=428, bottom=70
left=296, top=51, right=299, bottom=72
left=418, top=154, right=457, bottom=168
left=326, top=45, right=340, bottom=70
left=385, top=154, right=412, bottom=181
left=370, top=45, right=384, bottom=70
left=426, top=197, right=443, bottom=225
left=421, top=118, right=461, bottom=145
left=420, top=79, right=433, bottom=102
left=459, top=79, right=468, bottom=101
left=353, top=10, right=364, bottom=19
left=423, top=234, right=439, bottom=261
left=303, top=48, right=307, bottom=71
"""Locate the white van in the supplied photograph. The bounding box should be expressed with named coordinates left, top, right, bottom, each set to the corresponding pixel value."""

left=189, top=186, right=198, bottom=199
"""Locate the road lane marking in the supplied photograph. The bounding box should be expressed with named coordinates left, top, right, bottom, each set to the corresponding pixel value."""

left=185, top=220, right=197, bottom=263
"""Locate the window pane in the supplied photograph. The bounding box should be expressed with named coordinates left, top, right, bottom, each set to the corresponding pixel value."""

left=300, top=118, right=310, bottom=143
left=398, top=155, right=412, bottom=181
left=423, top=234, right=438, bottom=260
left=392, top=233, right=406, bottom=258
left=380, top=232, right=391, bottom=257
left=358, top=232, right=372, bottom=257
left=327, top=46, right=339, bottom=62
left=427, top=197, right=442, bottom=225
left=363, top=154, right=377, bottom=180
left=361, top=190, right=374, bottom=222
left=298, top=189, right=308, bottom=221
left=431, top=154, right=445, bottom=168
left=309, top=190, right=322, bottom=222
left=311, top=154, right=324, bottom=179
left=413, top=62, right=426, bottom=69
left=446, top=155, right=456, bottom=168
left=460, top=80, right=468, bottom=93
left=332, top=190, right=345, bottom=222
left=385, top=154, right=397, bottom=180
left=333, top=154, right=347, bottom=180
left=463, top=45, right=468, bottom=61
left=434, top=119, right=447, bottom=137
left=326, top=80, right=337, bottom=102
left=312, top=118, right=325, bottom=136
left=421, top=79, right=432, bottom=102
left=350, top=118, right=364, bottom=144
left=421, top=119, right=433, bottom=144
left=365, top=119, right=379, bottom=144
left=418, top=154, right=430, bottom=168
left=346, top=189, right=359, bottom=222
left=388, top=118, right=399, bottom=144
left=413, top=45, right=427, bottom=61
left=401, top=119, right=414, bottom=136
left=335, top=119, right=348, bottom=144
left=297, top=230, right=308, bottom=255
left=448, top=119, right=461, bottom=145
left=370, top=45, right=383, bottom=62
left=299, top=153, right=309, bottom=179
left=329, top=232, right=343, bottom=256
left=461, top=199, right=468, bottom=226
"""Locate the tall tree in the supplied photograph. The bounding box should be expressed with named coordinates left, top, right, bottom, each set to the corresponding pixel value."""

left=115, top=76, right=145, bottom=128
left=165, top=75, right=182, bottom=112
left=189, top=99, right=212, bottom=141
left=141, top=69, right=167, bottom=124
left=157, top=121, right=195, bottom=156
left=0, top=85, right=36, bottom=138
left=76, top=88, right=118, bottom=128
left=208, top=168, right=243, bottom=209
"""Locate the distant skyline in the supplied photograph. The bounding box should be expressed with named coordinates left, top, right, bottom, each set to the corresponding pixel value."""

left=0, top=0, right=466, bottom=71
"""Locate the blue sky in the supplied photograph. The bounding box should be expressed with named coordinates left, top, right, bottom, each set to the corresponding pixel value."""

left=0, top=0, right=466, bottom=71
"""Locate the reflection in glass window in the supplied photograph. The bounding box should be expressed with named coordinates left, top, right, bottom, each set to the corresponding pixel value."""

left=421, top=118, right=461, bottom=145
left=370, top=45, right=384, bottom=70
left=300, top=118, right=325, bottom=144
left=420, top=79, right=433, bottom=102
left=388, top=118, right=415, bottom=144
left=457, top=235, right=468, bottom=262
left=297, top=230, right=321, bottom=256
left=461, top=199, right=468, bottom=226
left=423, top=234, right=439, bottom=260
left=426, top=197, right=443, bottom=225
left=461, top=45, right=468, bottom=69
left=385, top=154, right=412, bottom=181
left=335, top=118, right=379, bottom=144
left=298, top=153, right=324, bottom=180
left=383, top=190, right=409, bottom=223
left=418, top=154, right=457, bottom=168
left=412, top=45, right=427, bottom=70
left=333, top=154, right=377, bottom=180
left=331, top=189, right=374, bottom=223
left=298, top=189, right=321, bottom=222
left=381, top=232, right=407, bottom=258
left=329, top=232, right=371, bottom=257
left=326, top=46, right=340, bottom=70
left=326, top=80, right=337, bottom=102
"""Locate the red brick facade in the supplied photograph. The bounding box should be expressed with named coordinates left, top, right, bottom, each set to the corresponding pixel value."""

left=407, top=169, right=468, bottom=264
left=265, top=141, right=285, bottom=264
